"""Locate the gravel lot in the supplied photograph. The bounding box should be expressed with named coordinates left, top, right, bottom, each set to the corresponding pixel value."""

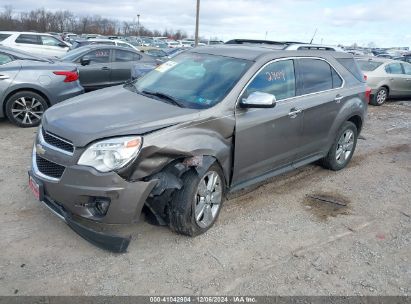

left=0, top=100, right=410, bottom=296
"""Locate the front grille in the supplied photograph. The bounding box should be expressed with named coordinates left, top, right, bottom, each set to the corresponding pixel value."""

left=36, top=155, right=65, bottom=179
left=42, top=128, right=74, bottom=154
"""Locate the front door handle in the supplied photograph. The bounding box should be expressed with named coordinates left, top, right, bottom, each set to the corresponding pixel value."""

left=288, top=108, right=302, bottom=118
left=334, top=94, right=344, bottom=103
left=101, top=67, right=110, bottom=71
left=0, top=75, right=9, bottom=80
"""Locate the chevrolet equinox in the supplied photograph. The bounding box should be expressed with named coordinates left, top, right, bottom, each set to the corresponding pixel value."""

left=29, top=45, right=368, bottom=252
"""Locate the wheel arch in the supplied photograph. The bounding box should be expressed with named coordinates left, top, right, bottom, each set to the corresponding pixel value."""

left=3, top=87, right=51, bottom=119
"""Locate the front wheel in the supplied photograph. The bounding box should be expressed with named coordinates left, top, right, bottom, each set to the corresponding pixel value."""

left=169, top=164, right=225, bottom=236
left=321, top=121, right=358, bottom=171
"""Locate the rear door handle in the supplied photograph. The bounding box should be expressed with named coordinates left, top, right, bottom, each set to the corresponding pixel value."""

left=288, top=108, right=302, bottom=118
left=406, top=79, right=411, bottom=81
left=334, top=95, right=344, bottom=103
left=101, top=67, right=110, bottom=71
left=0, top=75, right=9, bottom=80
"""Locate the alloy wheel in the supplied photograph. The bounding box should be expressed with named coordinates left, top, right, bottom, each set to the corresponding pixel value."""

left=335, top=129, right=355, bottom=165
left=376, top=89, right=387, bottom=104
left=11, top=97, right=44, bottom=126
left=194, top=171, right=223, bottom=229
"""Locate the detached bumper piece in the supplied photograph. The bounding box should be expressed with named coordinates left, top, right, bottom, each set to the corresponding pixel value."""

left=42, top=196, right=131, bottom=253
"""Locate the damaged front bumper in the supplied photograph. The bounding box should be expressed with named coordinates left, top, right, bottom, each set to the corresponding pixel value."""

left=29, top=144, right=158, bottom=252
left=32, top=184, right=131, bottom=253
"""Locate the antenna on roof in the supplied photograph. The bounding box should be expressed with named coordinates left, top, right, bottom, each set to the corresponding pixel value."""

left=309, top=28, right=317, bottom=44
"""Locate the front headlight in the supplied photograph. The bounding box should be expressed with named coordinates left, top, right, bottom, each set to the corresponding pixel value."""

left=78, top=136, right=142, bottom=172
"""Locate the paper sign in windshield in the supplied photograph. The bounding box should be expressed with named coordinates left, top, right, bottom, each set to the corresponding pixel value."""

left=155, top=61, right=177, bottom=73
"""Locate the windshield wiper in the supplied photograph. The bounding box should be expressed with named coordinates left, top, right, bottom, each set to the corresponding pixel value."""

left=140, top=90, right=184, bottom=107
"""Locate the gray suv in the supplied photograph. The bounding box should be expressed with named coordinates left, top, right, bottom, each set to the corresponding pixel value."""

left=29, top=46, right=368, bottom=252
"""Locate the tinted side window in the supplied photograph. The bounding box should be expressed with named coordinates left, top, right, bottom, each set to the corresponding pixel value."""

left=336, top=58, right=364, bottom=82
left=15, top=34, right=40, bottom=45
left=0, top=53, right=13, bottom=65
left=114, top=50, right=141, bottom=62
left=385, top=63, right=403, bottom=74
left=297, top=59, right=332, bottom=95
left=244, top=59, right=295, bottom=101
left=331, top=68, right=343, bottom=88
left=83, top=49, right=110, bottom=64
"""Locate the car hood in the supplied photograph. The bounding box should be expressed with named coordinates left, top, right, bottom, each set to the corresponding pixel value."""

left=42, top=85, right=199, bottom=147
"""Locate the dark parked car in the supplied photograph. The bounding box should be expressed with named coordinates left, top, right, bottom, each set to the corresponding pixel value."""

left=60, top=45, right=156, bottom=91
left=0, top=46, right=83, bottom=127
left=29, top=46, right=368, bottom=252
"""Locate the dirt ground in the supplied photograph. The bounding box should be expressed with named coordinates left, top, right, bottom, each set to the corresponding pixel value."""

left=0, top=100, right=410, bottom=296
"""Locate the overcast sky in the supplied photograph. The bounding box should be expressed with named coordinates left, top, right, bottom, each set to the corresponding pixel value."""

left=4, top=0, right=410, bottom=47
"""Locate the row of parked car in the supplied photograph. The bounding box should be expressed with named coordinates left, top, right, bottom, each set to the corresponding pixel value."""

left=0, top=34, right=410, bottom=128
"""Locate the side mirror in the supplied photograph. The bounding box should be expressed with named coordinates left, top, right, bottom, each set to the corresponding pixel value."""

left=240, top=91, right=276, bottom=108
left=58, top=42, right=68, bottom=48
left=81, top=56, right=91, bottom=66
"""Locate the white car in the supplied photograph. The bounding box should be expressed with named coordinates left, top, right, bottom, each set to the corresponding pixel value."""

left=87, top=39, right=139, bottom=51
left=0, top=31, right=70, bottom=58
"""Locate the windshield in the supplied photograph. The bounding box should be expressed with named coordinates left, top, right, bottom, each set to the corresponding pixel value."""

left=129, top=52, right=251, bottom=109
left=357, top=60, right=383, bottom=71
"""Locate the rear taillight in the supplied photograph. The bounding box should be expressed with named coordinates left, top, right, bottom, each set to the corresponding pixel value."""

left=53, top=70, right=79, bottom=82
left=365, top=87, right=371, bottom=104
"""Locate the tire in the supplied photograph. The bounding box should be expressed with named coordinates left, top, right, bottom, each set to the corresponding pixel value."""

left=321, top=121, right=358, bottom=171
left=169, top=163, right=225, bottom=236
left=370, top=87, right=388, bottom=106
left=5, top=91, right=48, bottom=128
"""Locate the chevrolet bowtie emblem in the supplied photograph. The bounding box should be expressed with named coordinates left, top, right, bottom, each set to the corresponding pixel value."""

left=36, top=144, right=46, bottom=155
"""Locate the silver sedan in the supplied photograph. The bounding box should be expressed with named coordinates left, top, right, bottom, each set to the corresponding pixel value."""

left=356, top=57, right=411, bottom=105
left=0, top=46, right=84, bottom=127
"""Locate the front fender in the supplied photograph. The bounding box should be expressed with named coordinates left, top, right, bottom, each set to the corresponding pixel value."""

left=123, top=114, right=235, bottom=185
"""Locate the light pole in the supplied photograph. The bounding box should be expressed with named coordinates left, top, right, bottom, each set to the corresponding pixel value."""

left=137, top=14, right=140, bottom=37
left=195, top=0, right=200, bottom=46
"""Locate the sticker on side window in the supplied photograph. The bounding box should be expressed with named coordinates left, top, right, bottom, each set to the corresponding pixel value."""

left=155, top=61, right=177, bottom=73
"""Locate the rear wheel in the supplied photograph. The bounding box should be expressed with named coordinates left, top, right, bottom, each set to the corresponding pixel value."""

left=5, top=91, right=48, bottom=128
left=321, top=121, right=358, bottom=171
left=370, top=87, right=388, bottom=106
left=169, top=164, right=225, bottom=236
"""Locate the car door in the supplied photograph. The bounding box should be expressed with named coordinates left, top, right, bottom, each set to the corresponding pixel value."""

left=385, top=62, right=406, bottom=96
left=39, top=35, right=69, bottom=57
left=0, top=53, right=21, bottom=114
left=232, top=59, right=303, bottom=185
left=399, top=63, right=411, bottom=95
left=293, top=58, right=345, bottom=160
left=110, top=49, right=142, bottom=85
left=77, top=48, right=112, bottom=90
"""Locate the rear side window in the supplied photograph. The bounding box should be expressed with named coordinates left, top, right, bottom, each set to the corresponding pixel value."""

left=336, top=58, right=364, bottom=82
left=244, top=59, right=295, bottom=101
left=356, top=60, right=383, bottom=71
left=297, top=59, right=333, bottom=94
left=83, top=49, right=110, bottom=64
left=385, top=63, right=403, bottom=74
left=114, top=50, right=141, bottom=62
left=15, top=34, right=41, bottom=45
left=331, top=68, right=343, bottom=88
left=0, top=34, right=11, bottom=42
